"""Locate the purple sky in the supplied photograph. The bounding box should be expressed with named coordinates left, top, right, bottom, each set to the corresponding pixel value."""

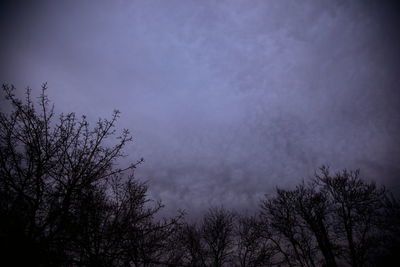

left=1, top=0, right=399, bottom=218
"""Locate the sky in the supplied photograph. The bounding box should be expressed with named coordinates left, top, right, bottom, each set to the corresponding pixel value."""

left=1, top=0, right=399, bottom=218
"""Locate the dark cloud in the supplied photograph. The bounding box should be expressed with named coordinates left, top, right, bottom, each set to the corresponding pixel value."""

left=1, top=0, right=399, bottom=218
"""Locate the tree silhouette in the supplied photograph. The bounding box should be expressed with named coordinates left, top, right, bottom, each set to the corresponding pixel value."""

left=260, top=166, right=397, bottom=267
left=315, top=166, right=387, bottom=267
left=175, top=223, right=206, bottom=267
left=235, top=215, right=277, bottom=267
left=261, top=188, right=320, bottom=267
left=0, top=84, right=180, bottom=266
left=1, top=84, right=398, bottom=267
left=201, top=207, right=235, bottom=267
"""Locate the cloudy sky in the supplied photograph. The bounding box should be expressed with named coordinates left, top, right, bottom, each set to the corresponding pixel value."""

left=1, top=0, right=399, bottom=218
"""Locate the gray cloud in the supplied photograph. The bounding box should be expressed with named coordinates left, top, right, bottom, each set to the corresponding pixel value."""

left=1, top=0, right=399, bottom=218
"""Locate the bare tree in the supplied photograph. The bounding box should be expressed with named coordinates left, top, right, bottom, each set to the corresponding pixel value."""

left=175, top=223, right=206, bottom=267
left=260, top=166, right=397, bottom=267
left=261, top=189, right=320, bottom=267
left=315, top=166, right=387, bottom=267
left=292, top=184, right=337, bottom=267
left=0, top=84, right=180, bottom=266
left=202, top=207, right=235, bottom=267
left=3, top=84, right=398, bottom=267
left=235, top=215, right=277, bottom=267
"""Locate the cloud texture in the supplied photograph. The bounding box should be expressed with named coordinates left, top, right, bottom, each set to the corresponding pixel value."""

left=1, top=0, right=399, bottom=217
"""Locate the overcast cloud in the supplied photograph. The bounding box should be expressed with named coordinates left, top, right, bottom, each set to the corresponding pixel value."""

left=1, top=0, right=399, bottom=218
